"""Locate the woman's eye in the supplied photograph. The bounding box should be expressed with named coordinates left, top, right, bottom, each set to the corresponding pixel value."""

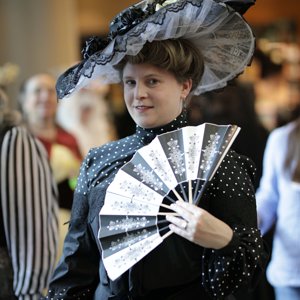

left=148, top=78, right=159, bottom=85
left=124, top=80, right=135, bottom=86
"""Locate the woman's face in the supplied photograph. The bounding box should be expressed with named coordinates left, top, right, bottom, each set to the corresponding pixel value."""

left=122, top=63, right=192, bottom=128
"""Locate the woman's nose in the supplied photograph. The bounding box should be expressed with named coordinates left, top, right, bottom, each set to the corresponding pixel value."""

left=134, top=83, right=147, bottom=100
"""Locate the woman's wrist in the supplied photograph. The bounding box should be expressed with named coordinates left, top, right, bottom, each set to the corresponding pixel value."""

left=213, top=223, right=233, bottom=250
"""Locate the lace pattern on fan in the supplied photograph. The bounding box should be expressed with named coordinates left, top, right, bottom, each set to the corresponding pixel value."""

left=104, top=234, right=162, bottom=270
left=119, top=180, right=151, bottom=198
left=186, top=133, right=201, bottom=173
left=133, top=164, right=164, bottom=191
left=167, top=139, right=185, bottom=175
left=108, top=229, right=151, bottom=252
left=105, top=195, right=153, bottom=214
left=107, top=216, right=150, bottom=232
left=200, top=133, right=221, bottom=172
left=132, top=131, right=222, bottom=190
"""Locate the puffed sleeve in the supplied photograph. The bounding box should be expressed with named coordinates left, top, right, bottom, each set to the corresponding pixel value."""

left=1, top=127, right=59, bottom=300
left=45, top=151, right=100, bottom=300
left=200, top=151, right=269, bottom=299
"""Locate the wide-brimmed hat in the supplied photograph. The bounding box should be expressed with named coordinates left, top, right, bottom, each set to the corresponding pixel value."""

left=56, top=0, right=256, bottom=99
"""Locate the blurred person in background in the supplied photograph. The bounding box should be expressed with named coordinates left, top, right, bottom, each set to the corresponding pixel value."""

left=256, top=114, right=300, bottom=300
left=0, top=87, right=59, bottom=299
left=56, top=81, right=117, bottom=156
left=18, top=73, right=82, bottom=257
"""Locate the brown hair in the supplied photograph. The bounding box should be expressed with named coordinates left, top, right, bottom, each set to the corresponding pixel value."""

left=115, top=39, right=204, bottom=93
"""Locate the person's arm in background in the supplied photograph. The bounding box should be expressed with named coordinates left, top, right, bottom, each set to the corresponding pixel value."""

left=255, top=129, right=281, bottom=235
left=0, top=126, right=59, bottom=300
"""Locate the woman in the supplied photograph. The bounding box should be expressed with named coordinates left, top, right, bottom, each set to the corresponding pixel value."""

left=256, top=116, right=300, bottom=300
left=45, top=0, right=267, bottom=299
left=0, top=87, right=59, bottom=299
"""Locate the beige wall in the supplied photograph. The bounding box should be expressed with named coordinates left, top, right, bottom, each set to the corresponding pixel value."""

left=0, top=0, right=79, bottom=106
left=77, top=0, right=136, bottom=35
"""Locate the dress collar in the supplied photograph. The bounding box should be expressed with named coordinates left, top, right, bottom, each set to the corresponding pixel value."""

left=135, top=111, right=188, bottom=145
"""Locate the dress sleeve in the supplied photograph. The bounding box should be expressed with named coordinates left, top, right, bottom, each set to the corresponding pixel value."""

left=45, top=151, right=100, bottom=300
left=200, top=151, right=269, bottom=299
left=0, top=127, right=59, bottom=300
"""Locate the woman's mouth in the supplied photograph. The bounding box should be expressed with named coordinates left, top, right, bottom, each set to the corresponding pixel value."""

left=135, top=105, right=153, bottom=111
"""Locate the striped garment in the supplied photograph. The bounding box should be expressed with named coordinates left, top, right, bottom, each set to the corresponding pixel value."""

left=0, top=126, right=59, bottom=300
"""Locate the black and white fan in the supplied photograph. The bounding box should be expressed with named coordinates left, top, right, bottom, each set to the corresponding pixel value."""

left=98, top=123, right=240, bottom=280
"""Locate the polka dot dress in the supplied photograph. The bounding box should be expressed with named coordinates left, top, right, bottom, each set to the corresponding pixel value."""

left=76, top=112, right=188, bottom=196
left=44, top=112, right=268, bottom=300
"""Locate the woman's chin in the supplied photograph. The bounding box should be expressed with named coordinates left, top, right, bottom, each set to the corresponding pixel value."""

left=137, top=122, right=156, bottom=129
left=136, top=118, right=165, bottom=129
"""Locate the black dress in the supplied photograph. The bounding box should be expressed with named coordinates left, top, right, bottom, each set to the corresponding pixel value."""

left=45, top=113, right=268, bottom=300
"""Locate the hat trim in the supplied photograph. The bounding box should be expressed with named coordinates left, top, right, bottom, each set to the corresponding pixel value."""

left=56, top=0, right=255, bottom=99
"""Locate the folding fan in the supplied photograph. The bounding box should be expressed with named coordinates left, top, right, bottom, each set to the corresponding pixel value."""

left=98, top=123, right=240, bottom=280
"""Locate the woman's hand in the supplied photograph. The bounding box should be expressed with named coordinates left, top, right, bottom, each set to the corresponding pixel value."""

left=166, top=201, right=233, bottom=249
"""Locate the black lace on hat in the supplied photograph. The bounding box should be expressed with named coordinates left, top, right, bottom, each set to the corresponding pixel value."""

left=56, top=0, right=255, bottom=100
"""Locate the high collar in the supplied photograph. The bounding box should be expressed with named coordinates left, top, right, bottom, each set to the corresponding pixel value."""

left=135, top=111, right=188, bottom=145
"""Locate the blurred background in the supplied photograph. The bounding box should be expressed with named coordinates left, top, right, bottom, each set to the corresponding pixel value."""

left=1, top=0, right=300, bottom=134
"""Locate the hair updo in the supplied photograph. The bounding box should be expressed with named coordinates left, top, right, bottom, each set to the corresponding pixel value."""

left=115, top=38, right=204, bottom=93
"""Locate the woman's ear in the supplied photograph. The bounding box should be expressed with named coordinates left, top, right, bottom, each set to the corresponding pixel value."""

left=181, top=78, right=193, bottom=99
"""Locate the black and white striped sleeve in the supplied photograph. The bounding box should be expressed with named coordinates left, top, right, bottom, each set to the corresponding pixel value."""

left=0, top=126, right=59, bottom=300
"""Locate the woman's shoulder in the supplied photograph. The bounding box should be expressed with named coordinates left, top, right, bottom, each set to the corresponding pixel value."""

left=86, top=134, right=138, bottom=157
left=225, top=149, right=256, bottom=168
left=220, top=149, right=257, bottom=182
left=78, top=134, right=138, bottom=180
left=74, top=134, right=139, bottom=196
